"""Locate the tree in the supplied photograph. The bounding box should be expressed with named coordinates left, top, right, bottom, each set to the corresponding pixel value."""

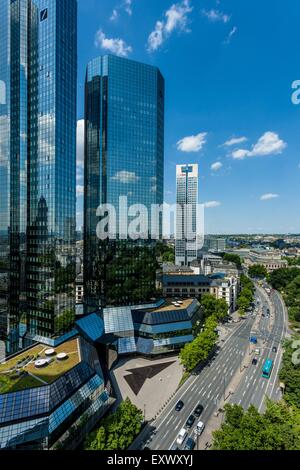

left=269, top=268, right=300, bottom=291
left=179, top=316, right=218, bottom=372
left=236, top=295, right=250, bottom=314
left=222, top=253, right=242, bottom=268
left=248, top=264, right=268, bottom=279
left=201, top=294, right=228, bottom=321
left=54, top=308, right=75, bottom=335
left=212, top=401, right=300, bottom=450
left=279, top=339, right=300, bottom=408
left=85, top=398, right=143, bottom=451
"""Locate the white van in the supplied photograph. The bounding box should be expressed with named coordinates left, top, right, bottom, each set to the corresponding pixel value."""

left=176, top=428, right=187, bottom=445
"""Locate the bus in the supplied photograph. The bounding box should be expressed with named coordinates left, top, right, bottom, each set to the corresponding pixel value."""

left=262, top=359, right=273, bottom=379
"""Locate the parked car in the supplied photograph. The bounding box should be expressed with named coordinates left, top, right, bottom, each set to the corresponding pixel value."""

left=194, top=404, right=204, bottom=417
left=186, top=415, right=195, bottom=428
left=169, top=443, right=179, bottom=451
left=184, top=437, right=195, bottom=451
left=176, top=428, right=187, bottom=445
left=175, top=400, right=184, bottom=411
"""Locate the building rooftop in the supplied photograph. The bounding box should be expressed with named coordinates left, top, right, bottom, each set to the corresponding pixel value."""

left=148, top=298, right=195, bottom=313
left=0, top=338, right=80, bottom=395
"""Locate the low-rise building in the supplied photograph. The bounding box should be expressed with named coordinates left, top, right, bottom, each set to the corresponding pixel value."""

left=209, top=275, right=239, bottom=313
left=0, top=336, right=114, bottom=450
left=246, top=249, right=288, bottom=272
left=159, top=270, right=239, bottom=314
left=75, top=299, right=201, bottom=366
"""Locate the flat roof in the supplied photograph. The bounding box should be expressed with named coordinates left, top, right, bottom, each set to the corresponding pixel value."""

left=148, top=298, right=195, bottom=313
left=0, top=338, right=80, bottom=395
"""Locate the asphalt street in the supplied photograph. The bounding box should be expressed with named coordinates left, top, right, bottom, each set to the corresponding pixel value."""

left=142, top=311, right=257, bottom=450
left=135, top=285, right=287, bottom=451
left=230, top=286, right=286, bottom=411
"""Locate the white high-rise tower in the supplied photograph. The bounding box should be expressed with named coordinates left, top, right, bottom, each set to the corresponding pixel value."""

left=175, top=164, right=199, bottom=266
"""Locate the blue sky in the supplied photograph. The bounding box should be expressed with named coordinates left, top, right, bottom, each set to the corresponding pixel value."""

left=76, top=0, right=300, bottom=234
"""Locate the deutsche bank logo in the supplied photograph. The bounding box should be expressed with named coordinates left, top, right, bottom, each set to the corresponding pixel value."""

left=40, top=8, right=48, bottom=22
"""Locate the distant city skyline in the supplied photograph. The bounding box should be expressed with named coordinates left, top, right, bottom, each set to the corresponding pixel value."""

left=75, top=0, right=300, bottom=234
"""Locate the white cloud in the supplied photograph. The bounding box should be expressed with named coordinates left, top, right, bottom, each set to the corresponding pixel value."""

left=211, top=162, right=223, bottom=171
left=110, top=9, right=119, bottom=21
left=76, top=185, right=84, bottom=197
left=260, top=193, right=279, bottom=201
left=202, top=9, right=231, bottom=24
left=95, top=30, right=132, bottom=57
left=223, top=136, right=247, bottom=147
left=110, top=0, right=133, bottom=21
left=147, top=0, right=193, bottom=52
left=77, top=119, right=84, bottom=169
left=124, top=0, right=133, bottom=16
left=111, top=170, right=140, bottom=183
left=224, top=26, right=237, bottom=44
left=232, top=132, right=287, bottom=160
left=203, top=201, right=221, bottom=208
left=177, top=132, right=207, bottom=152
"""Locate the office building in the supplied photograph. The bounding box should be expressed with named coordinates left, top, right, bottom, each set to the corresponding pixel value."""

left=77, top=298, right=201, bottom=366
left=0, top=0, right=77, bottom=354
left=84, top=55, right=164, bottom=309
left=204, top=237, right=226, bottom=253
left=0, top=336, right=113, bottom=450
left=175, top=164, right=199, bottom=266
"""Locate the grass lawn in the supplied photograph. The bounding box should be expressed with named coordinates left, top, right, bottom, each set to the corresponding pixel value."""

left=0, top=338, right=80, bottom=394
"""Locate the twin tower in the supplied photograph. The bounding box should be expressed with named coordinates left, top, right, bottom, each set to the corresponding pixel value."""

left=0, top=1, right=164, bottom=355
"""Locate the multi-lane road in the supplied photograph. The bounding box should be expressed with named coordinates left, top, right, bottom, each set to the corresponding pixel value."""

left=134, top=285, right=288, bottom=451
left=230, top=286, right=286, bottom=411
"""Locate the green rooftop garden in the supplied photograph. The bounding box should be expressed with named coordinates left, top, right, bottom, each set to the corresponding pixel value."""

left=0, top=338, right=80, bottom=395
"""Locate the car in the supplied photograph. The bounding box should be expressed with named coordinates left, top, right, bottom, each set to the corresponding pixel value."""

left=184, top=437, right=195, bottom=451
left=169, top=443, right=179, bottom=451
left=186, top=415, right=195, bottom=428
left=255, top=348, right=260, bottom=355
left=252, top=358, right=258, bottom=365
left=175, top=400, right=184, bottom=411
left=272, top=346, right=277, bottom=353
left=194, top=404, right=204, bottom=417
left=195, top=421, right=205, bottom=436
left=176, top=428, right=187, bottom=446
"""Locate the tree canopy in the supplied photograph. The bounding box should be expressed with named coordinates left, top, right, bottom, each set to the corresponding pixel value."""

left=179, top=315, right=218, bottom=372
left=237, top=275, right=255, bottom=314
left=248, top=264, right=268, bottom=279
left=279, top=339, right=300, bottom=408
left=222, top=253, right=242, bottom=268
left=201, top=294, right=228, bottom=322
left=212, top=400, right=300, bottom=450
left=84, top=398, right=143, bottom=451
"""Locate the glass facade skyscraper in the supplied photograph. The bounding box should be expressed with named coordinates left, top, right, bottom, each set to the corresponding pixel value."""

left=0, top=0, right=77, bottom=355
left=175, top=164, right=199, bottom=266
left=84, top=55, right=164, bottom=309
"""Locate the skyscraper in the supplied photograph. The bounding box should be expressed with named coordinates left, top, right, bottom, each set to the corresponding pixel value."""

left=0, top=0, right=77, bottom=355
left=84, top=55, right=164, bottom=310
left=175, top=164, right=199, bottom=266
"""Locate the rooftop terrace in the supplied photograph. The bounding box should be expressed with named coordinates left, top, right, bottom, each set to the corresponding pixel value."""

left=0, top=338, right=80, bottom=395
left=148, top=298, right=195, bottom=313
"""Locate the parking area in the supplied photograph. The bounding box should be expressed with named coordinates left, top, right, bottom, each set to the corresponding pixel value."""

left=110, top=355, right=183, bottom=421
